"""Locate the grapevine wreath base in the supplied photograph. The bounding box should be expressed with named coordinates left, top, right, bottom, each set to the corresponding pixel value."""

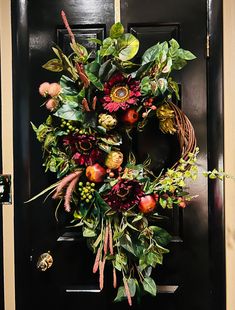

left=28, top=11, right=223, bottom=306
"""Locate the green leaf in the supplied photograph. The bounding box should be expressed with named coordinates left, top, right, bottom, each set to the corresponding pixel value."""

left=169, top=38, right=180, bottom=49
left=100, top=37, right=115, bottom=57
left=83, top=227, right=96, bottom=237
left=42, top=58, right=63, bottom=72
left=150, top=226, right=172, bottom=246
left=157, top=78, right=168, bottom=94
left=142, top=43, right=161, bottom=65
left=117, top=33, right=139, bottom=61
left=60, top=75, right=78, bottom=96
left=172, top=58, right=187, bottom=70
left=159, top=197, right=167, bottom=208
left=120, top=234, right=136, bottom=256
left=54, top=104, right=84, bottom=121
left=70, top=42, right=88, bottom=62
left=110, top=22, right=124, bottom=39
left=114, top=286, right=126, bottom=302
left=94, top=191, right=110, bottom=211
left=140, top=76, right=151, bottom=95
left=143, top=276, right=157, bottom=296
left=88, top=38, right=102, bottom=45
left=85, top=71, right=104, bottom=90
left=168, top=78, right=180, bottom=100
left=178, top=48, right=196, bottom=60
left=127, top=278, right=136, bottom=296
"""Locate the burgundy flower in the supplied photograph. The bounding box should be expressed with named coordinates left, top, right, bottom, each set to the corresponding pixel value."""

left=103, top=179, right=143, bottom=211
left=63, top=133, right=103, bottom=166
left=101, top=73, right=141, bottom=113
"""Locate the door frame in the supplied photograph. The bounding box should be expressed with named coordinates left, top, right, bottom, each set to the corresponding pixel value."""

left=11, top=0, right=225, bottom=309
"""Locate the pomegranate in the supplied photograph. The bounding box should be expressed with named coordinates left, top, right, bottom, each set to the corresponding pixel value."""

left=122, top=109, right=139, bottom=125
left=86, top=163, right=106, bottom=183
left=138, top=195, right=156, bottom=214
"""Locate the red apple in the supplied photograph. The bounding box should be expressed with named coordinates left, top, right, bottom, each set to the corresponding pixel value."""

left=138, top=195, right=156, bottom=214
left=122, top=109, right=139, bottom=125
left=86, top=163, right=106, bottom=183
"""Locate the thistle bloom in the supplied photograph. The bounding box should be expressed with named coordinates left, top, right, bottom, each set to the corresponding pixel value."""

left=103, top=179, right=143, bottom=211
left=63, top=134, right=103, bottom=166
left=101, top=73, right=141, bottom=113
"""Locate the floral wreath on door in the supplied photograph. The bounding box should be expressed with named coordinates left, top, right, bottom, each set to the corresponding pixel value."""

left=29, top=11, right=225, bottom=306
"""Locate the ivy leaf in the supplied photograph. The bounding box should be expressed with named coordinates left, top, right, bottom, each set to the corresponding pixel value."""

left=120, top=234, right=136, bottom=256
left=42, top=58, right=63, bottom=72
left=140, top=76, right=151, bottom=95
left=143, top=276, right=157, bottom=296
left=70, top=42, right=88, bottom=63
left=117, top=33, right=139, bottom=61
left=110, top=22, right=124, bottom=39
left=168, top=78, right=180, bottom=100
left=169, top=38, right=180, bottom=50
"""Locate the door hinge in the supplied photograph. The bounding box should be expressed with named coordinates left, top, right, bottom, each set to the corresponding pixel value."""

left=206, top=34, right=210, bottom=58
left=0, top=175, right=11, bottom=204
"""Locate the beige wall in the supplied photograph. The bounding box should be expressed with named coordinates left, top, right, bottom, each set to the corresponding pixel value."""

left=0, top=1, right=234, bottom=310
left=224, top=1, right=235, bottom=310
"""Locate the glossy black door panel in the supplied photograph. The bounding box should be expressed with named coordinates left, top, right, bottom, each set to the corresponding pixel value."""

left=12, top=1, right=224, bottom=310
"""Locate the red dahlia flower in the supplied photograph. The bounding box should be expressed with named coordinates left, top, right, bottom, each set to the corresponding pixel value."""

left=101, top=73, right=141, bottom=113
left=103, top=179, right=143, bottom=211
left=63, top=133, right=103, bottom=166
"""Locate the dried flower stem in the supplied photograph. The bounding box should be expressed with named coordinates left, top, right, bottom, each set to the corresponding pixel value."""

left=123, top=277, right=132, bottom=306
left=99, top=259, right=104, bottom=290
left=61, top=10, right=75, bottom=44
left=52, top=170, right=82, bottom=199
left=103, top=223, right=109, bottom=255
left=64, top=175, right=80, bottom=212
left=93, top=247, right=101, bottom=274
left=113, top=267, right=117, bottom=288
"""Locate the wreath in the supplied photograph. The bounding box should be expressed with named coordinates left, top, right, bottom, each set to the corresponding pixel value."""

left=28, top=11, right=222, bottom=306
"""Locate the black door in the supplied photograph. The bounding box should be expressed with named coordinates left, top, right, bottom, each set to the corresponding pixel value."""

left=12, top=1, right=224, bottom=310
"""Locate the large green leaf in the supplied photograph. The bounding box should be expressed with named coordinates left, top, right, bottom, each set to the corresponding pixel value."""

left=117, top=33, right=139, bottom=61
left=42, top=58, right=63, bottom=72
left=141, top=43, right=161, bottom=65
left=143, top=276, right=157, bottom=296
left=110, top=22, right=124, bottom=39
left=54, top=104, right=84, bottom=121
left=60, top=75, right=79, bottom=96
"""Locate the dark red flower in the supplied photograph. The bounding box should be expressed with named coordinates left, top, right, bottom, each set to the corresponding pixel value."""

left=103, top=179, right=143, bottom=211
left=101, top=73, right=141, bottom=113
left=63, top=133, right=103, bottom=166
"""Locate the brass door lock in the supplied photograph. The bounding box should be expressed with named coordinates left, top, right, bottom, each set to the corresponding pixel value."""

left=37, top=252, right=53, bottom=271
